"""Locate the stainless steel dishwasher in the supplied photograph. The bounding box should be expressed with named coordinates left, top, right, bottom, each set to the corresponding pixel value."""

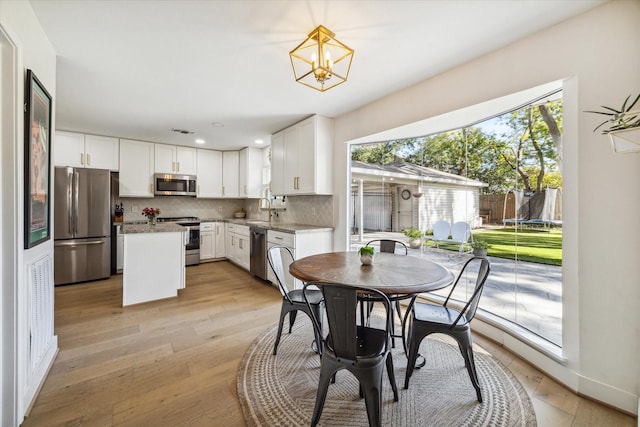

left=250, top=226, right=267, bottom=280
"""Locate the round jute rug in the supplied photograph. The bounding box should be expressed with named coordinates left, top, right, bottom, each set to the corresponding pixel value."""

left=238, top=317, right=536, bottom=427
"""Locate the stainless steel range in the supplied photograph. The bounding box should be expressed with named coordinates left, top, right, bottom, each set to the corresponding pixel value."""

left=157, top=216, right=200, bottom=266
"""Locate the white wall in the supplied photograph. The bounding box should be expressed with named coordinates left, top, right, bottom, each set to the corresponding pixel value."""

left=333, top=0, right=640, bottom=415
left=0, top=1, right=57, bottom=425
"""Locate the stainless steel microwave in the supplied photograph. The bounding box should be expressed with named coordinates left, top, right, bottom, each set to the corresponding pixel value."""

left=154, top=173, right=197, bottom=196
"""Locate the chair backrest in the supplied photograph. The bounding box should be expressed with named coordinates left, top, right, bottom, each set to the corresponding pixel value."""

left=365, top=239, right=408, bottom=255
left=451, top=221, right=471, bottom=243
left=432, top=220, right=451, bottom=240
left=267, top=245, right=298, bottom=299
left=444, top=256, right=491, bottom=325
left=303, top=282, right=391, bottom=361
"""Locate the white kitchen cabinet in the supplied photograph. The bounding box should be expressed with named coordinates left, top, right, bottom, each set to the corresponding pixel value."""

left=222, top=151, right=240, bottom=198
left=155, top=144, right=197, bottom=175
left=200, top=223, right=215, bottom=261
left=196, top=149, right=223, bottom=198
left=214, top=222, right=226, bottom=258
left=119, top=139, right=155, bottom=197
left=226, top=223, right=249, bottom=270
left=200, top=222, right=226, bottom=261
left=266, top=228, right=333, bottom=286
left=270, top=132, right=284, bottom=195
left=55, top=131, right=119, bottom=170
left=271, top=115, right=333, bottom=196
left=116, top=225, right=124, bottom=272
left=239, top=147, right=264, bottom=198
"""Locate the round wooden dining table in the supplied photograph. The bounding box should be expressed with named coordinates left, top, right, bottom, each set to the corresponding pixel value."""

left=289, top=251, right=454, bottom=295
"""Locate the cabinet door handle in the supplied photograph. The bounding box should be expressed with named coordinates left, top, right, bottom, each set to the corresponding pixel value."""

left=222, top=186, right=225, bottom=196
left=244, top=185, right=247, bottom=195
left=150, top=184, right=154, bottom=193
left=80, top=153, right=85, bottom=165
left=86, top=153, right=91, bottom=166
left=177, top=162, right=180, bottom=172
left=239, top=239, right=243, bottom=250
left=197, top=185, right=200, bottom=195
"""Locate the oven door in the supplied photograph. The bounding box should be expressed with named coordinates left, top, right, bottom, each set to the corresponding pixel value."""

left=185, top=226, right=200, bottom=251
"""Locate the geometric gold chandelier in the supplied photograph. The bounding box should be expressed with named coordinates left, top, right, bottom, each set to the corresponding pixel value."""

left=289, top=25, right=354, bottom=92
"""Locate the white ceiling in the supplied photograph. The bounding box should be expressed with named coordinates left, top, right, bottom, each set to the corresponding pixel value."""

left=30, top=0, right=606, bottom=151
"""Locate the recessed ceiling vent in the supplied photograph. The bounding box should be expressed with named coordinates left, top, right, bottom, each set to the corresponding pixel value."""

left=171, top=128, right=195, bottom=135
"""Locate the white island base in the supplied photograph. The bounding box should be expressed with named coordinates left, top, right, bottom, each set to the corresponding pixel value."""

left=122, top=224, right=187, bottom=306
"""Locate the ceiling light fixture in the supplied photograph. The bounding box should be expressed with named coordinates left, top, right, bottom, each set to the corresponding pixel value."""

left=289, top=25, right=354, bottom=92
left=195, top=138, right=205, bottom=144
left=255, top=139, right=264, bottom=145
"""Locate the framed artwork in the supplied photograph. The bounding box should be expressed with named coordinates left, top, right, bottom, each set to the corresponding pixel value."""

left=24, top=69, right=53, bottom=249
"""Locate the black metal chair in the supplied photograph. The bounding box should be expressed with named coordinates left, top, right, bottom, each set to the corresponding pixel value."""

left=303, top=282, right=399, bottom=427
left=403, top=256, right=491, bottom=402
left=362, top=239, right=410, bottom=348
left=365, top=239, right=408, bottom=255
left=268, top=245, right=323, bottom=356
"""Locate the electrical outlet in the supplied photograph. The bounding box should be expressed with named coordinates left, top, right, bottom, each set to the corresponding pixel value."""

left=132, top=206, right=139, bottom=213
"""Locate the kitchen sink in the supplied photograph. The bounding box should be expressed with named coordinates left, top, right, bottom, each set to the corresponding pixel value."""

left=246, top=220, right=270, bottom=226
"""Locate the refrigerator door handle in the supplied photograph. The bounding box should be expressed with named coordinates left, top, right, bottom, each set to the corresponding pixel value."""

left=67, top=169, right=73, bottom=234
left=74, top=171, right=80, bottom=234
left=55, top=240, right=106, bottom=247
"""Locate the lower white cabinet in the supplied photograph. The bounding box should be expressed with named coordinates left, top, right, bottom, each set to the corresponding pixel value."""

left=226, top=223, right=249, bottom=270
left=266, top=229, right=333, bottom=286
left=200, top=222, right=226, bottom=261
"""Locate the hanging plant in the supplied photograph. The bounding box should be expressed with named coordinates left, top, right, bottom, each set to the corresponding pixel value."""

left=586, top=94, right=640, bottom=134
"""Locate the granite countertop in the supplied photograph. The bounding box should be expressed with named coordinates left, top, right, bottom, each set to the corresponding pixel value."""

left=224, top=218, right=333, bottom=234
left=121, top=223, right=185, bottom=234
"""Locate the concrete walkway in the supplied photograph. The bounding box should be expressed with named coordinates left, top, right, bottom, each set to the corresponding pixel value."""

left=351, top=232, right=562, bottom=347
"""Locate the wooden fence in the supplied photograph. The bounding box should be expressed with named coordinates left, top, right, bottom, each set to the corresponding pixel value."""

left=479, top=192, right=562, bottom=224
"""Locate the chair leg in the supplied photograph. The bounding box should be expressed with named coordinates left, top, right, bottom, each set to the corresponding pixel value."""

left=310, top=304, right=324, bottom=356
left=288, top=310, right=298, bottom=333
left=273, top=304, right=288, bottom=355
left=455, top=331, right=482, bottom=403
left=358, top=363, right=385, bottom=427
left=385, top=352, right=399, bottom=401
left=311, top=362, right=340, bottom=427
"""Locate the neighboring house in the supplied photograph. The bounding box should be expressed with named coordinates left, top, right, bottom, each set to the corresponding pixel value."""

left=351, top=161, right=486, bottom=232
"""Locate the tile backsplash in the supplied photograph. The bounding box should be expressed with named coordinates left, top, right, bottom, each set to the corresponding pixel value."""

left=244, top=195, right=333, bottom=227
left=115, top=195, right=334, bottom=227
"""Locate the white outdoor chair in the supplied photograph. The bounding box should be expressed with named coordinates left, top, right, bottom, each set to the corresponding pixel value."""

left=450, top=221, right=472, bottom=253
left=431, top=220, right=451, bottom=248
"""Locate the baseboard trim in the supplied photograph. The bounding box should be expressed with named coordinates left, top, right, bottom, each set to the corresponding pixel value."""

left=22, top=336, right=58, bottom=420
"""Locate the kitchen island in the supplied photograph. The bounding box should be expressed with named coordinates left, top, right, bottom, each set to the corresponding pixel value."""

left=121, top=223, right=187, bottom=306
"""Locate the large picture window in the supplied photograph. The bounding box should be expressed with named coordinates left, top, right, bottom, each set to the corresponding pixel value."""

left=350, top=91, right=563, bottom=347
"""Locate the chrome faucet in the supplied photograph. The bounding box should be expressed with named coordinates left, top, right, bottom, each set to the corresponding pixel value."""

left=257, top=197, right=273, bottom=223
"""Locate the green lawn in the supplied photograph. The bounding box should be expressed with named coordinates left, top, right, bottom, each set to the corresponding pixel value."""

left=427, top=227, right=563, bottom=266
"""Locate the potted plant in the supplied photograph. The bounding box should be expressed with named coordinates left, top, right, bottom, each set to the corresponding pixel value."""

left=402, top=227, right=424, bottom=249
left=586, top=94, right=640, bottom=153
left=358, top=245, right=375, bottom=265
left=470, top=240, right=490, bottom=257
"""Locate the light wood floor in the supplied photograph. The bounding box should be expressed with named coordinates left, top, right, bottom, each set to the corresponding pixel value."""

left=23, top=261, right=636, bottom=426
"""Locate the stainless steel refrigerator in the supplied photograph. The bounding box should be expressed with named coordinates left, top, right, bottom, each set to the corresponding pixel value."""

left=54, top=167, right=111, bottom=285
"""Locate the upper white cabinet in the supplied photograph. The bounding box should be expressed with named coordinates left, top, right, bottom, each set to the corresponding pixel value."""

left=119, top=139, right=154, bottom=197
left=222, top=151, right=239, bottom=198
left=196, top=148, right=223, bottom=198
left=270, top=132, right=284, bottom=195
left=239, top=147, right=264, bottom=198
left=55, top=131, right=119, bottom=171
left=154, top=144, right=197, bottom=175
left=271, top=115, right=333, bottom=196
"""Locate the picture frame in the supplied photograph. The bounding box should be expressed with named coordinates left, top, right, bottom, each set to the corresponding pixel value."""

left=24, top=69, right=53, bottom=249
